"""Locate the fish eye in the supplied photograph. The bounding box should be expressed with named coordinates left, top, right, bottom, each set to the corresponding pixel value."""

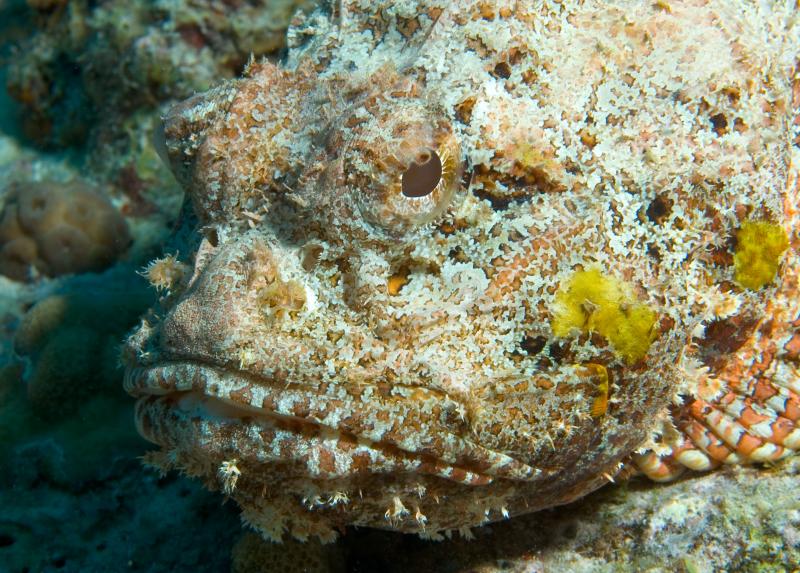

left=401, top=149, right=442, bottom=198
left=343, top=107, right=462, bottom=235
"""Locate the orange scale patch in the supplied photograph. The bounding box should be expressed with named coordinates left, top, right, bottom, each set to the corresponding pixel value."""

left=688, top=399, right=713, bottom=420
left=736, top=403, right=772, bottom=427
left=766, top=417, right=795, bottom=444
left=752, top=380, right=779, bottom=402
left=317, top=447, right=338, bottom=475
left=776, top=393, right=800, bottom=421
left=734, top=433, right=767, bottom=457
left=784, top=332, right=800, bottom=360
left=749, top=348, right=778, bottom=378
left=681, top=419, right=735, bottom=463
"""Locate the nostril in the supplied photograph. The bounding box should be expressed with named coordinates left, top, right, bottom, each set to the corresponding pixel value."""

left=204, top=228, right=219, bottom=247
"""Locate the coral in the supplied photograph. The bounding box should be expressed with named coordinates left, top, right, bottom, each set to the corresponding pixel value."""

left=14, top=275, right=153, bottom=420
left=218, top=459, right=241, bottom=495
left=0, top=0, right=311, bottom=270
left=124, top=0, right=800, bottom=542
left=0, top=361, right=23, bottom=407
left=551, top=268, right=658, bottom=364
left=25, top=325, right=104, bottom=420
left=0, top=268, right=156, bottom=509
left=292, top=460, right=800, bottom=572
left=0, top=180, right=131, bottom=281
left=733, top=220, right=789, bottom=290
left=4, top=0, right=317, bottom=150
left=0, top=456, right=242, bottom=572
left=0, top=361, right=32, bottom=462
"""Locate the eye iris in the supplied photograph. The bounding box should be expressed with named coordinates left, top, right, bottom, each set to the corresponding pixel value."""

left=401, top=150, right=442, bottom=198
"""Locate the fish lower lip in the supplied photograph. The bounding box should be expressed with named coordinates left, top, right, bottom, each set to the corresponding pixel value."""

left=126, top=362, right=506, bottom=486
left=124, top=362, right=543, bottom=484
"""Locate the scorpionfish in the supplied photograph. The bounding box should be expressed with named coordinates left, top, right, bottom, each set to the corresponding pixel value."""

left=124, top=0, right=800, bottom=542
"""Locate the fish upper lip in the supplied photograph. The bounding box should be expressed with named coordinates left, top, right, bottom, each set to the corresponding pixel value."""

left=124, top=359, right=335, bottom=426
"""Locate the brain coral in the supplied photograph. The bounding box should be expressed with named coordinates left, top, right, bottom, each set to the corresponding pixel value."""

left=0, top=181, right=130, bottom=281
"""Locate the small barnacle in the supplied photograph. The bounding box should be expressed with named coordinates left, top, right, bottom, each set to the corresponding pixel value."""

left=327, top=491, right=350, bottom=506
left=551, top=268, right=658, bottom=364
left=385, top=496, right=409, bottom=525
left=457, top=526, right=475, bottom=540
left=500, top=137, right=568, bottom=193
left=418, top=530, right=445, bottom=542
left=245, top=241, right=278, bottom=289
left=414, top=506, right=428, bottom=527
left=238, top=347, right=257, bottom=369
left=140, top=449, right=177, bottom=477
left=733, top=220, right=789, bottom=290
left=218, top=459, right=241, bottom=495
left=140, top=253, right=188, bottom=292
left=302, top=494, right=324, bottom=509
left=300, top=243, right=324, bottom=272
left=553, top=415, right=577, bottom=436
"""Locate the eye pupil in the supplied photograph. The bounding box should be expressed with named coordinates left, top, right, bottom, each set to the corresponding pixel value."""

left=401, top=149, right=442, bottom=198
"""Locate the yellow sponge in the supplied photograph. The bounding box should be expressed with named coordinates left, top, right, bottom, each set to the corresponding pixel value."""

left=733, top=221, right=789, bottom=290
left=551, top=268, right=657, bottom=364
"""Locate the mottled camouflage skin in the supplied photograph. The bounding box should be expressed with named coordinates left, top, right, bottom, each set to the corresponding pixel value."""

left=124, top=0, right=800, bottom=541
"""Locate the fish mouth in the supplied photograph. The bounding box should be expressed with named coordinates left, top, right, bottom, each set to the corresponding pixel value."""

left=124, top=360, right=543, bottom=486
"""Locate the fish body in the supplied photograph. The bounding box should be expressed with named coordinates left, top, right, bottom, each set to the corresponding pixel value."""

left=124, top=0, right=800, bottom=542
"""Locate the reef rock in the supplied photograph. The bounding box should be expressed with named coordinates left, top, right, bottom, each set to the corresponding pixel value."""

left=124, top=0, right=800, bottom=543
left=0, top=180, right=131, bottom=281
left=3, top=0, right=318, bottom=149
